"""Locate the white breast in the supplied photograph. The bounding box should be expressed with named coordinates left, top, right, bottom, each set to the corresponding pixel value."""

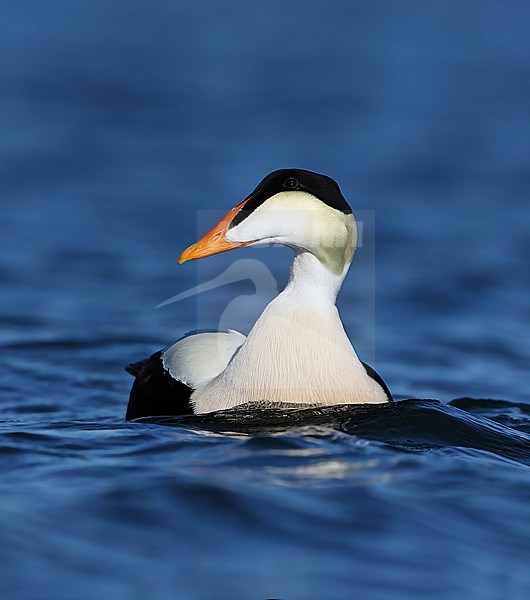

left=190, top=291, right=388, bottom=413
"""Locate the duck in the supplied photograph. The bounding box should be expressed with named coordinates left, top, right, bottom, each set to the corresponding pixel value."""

left=125, top=169, right=392, bottom=420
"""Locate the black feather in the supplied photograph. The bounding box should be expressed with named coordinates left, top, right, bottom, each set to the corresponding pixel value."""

left=361, top=362, right=393, bottom=402
left=125, top=358, right=150, bottom=377
left=125, top=351, right=194, bottom=420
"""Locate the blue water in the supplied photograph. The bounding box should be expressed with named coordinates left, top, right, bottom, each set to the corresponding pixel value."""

left=1, top=1, right=530, bottom=598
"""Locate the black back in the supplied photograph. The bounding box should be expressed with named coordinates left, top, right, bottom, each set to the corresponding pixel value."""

left=230, top=168, right=352, bottom=228
left=125, top=351, right=194, bottom=420
left=361, top=362, right=393, bottom=402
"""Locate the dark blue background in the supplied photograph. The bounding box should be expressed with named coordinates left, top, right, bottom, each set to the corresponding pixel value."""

left=1, top=2, right=529, bottom=598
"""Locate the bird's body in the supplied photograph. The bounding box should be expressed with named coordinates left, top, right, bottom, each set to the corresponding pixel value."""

left=126, top=169, right=392, bottom=420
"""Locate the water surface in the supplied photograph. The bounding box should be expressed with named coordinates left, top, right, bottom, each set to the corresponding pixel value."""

left=1, top=2, right=529, bottom=598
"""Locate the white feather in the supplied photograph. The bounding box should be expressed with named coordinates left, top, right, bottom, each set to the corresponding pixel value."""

left=191, top=252, right=388, bottom=413
left=163, top=330, right=246, bottom=389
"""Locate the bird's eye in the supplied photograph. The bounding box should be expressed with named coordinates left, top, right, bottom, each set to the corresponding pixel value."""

left=283, top=177, right=299, bottom=189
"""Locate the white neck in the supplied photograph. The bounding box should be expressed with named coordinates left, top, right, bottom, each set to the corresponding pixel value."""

left=282, top=250, right=348, bottom=306
left=191, top=251, right=387, bottom=413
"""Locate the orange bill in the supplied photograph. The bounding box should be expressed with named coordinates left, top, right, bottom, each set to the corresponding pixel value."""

left=178, top=198, right=253, bottom=264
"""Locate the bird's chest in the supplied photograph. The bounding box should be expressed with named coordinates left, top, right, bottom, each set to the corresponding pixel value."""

left=191, top=311, right=366, bottom=411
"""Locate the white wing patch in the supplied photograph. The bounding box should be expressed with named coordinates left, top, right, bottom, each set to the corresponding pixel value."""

left=162, top=330, right=246, bottom=389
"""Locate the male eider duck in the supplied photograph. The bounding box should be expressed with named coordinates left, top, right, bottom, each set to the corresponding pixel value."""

left=125, top=169, right=392, bottom=420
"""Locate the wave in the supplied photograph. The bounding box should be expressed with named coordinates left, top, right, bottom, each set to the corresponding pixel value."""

left=135, top=398, right=530, bottom=466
